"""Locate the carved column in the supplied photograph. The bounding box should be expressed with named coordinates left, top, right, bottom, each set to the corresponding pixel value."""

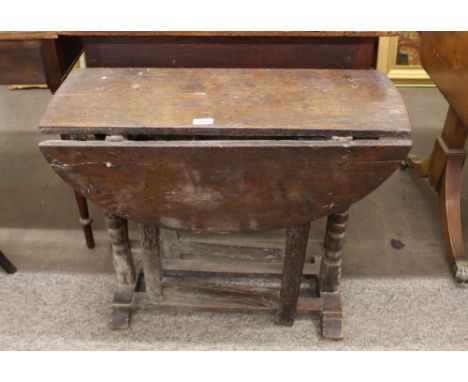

left=105, top=214, right=136, bottom=285
left=319, top=209, right=349, bottom=293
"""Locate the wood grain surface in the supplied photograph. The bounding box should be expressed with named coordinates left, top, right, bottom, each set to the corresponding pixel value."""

left=40, top=139, right=411, bottom=233
left=0, top=40, right=47, bottom=84
left=39, top=68, right=411, bottom=138
left=420, top=32, right=468, bottom=127
left=82, top=36, right=377, bottom=70
left=0, top=32, right=58, bottom=40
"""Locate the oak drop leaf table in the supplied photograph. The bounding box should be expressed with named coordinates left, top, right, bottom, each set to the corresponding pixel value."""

left=39, top=68, right=411, bottom=339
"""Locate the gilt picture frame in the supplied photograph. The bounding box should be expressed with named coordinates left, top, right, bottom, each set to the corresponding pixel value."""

left=377, top=35, right=434, bottom=87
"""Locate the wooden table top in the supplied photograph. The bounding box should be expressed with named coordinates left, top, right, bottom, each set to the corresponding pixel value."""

left=40, top=68, right=411, bottom=138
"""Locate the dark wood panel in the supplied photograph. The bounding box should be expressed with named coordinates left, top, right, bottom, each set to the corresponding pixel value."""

left=84, top=36, right=378, bottom=69
left=39, top=68, right=410, bottom=138
left=0, top=40, right=46, bottom=84
left=0, top=37, right=82, bottom=91
left=40, top=139, right=411, bottom=233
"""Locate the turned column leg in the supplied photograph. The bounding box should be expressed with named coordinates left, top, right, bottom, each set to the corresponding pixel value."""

left=276, top=223, right=310, bottom=326
left=104, top=214, right=135, bottom=286
left=319, top=209, right=349, bottom=339
left=61, top=134, right=94, bottom=249
left=139, top=224, right=164, bottom=302
left=73, top=191, right=95, bottom=249
left=319, top=210, right=349, bottom=293
left=0, top=249, right=17, bottom=274
left=105, top=214, right=136, bottom=329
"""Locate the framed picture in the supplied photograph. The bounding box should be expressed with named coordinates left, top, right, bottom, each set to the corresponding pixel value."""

left=377, top=33, right=434, bottom=86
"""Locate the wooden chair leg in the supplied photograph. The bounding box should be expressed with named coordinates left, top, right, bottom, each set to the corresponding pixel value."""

left=104, top=214, right=136, bottom=286
left=439, top=156, right=468, bottom=284
left=61, top=134, right=95, bottom=249
left=73, top=191, right=95, bottom=249
left=0, top=249, right=17, bottom=274
left=139, top=224, right=164, bottom=302
left=276, top=223, right=310, bottom=326
left=319, top=209, right=349, bottom=339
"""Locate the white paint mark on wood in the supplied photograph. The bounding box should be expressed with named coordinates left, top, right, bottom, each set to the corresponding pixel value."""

left=193, top=118, right=214, bottom=125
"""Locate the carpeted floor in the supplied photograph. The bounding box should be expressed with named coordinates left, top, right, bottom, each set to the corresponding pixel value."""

left=1, top=272, right=467, bottom=350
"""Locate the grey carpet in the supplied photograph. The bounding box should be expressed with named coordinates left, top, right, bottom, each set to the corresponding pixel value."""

left=1, top=271, right=467, bottom=350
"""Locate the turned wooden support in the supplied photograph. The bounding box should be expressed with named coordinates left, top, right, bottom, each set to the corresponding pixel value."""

left=73, top=191, right=95, bottom=249
left=0, top=250, right=17, bottom=274
left=319, top=209, right=349, bottom=293
left=139, top=224, right=164, bottom=302
left=276, top=223, right=310, bottom=326
left=105, top=214, right=136, bottom=285
left=61, top=134, right=95, bottom=249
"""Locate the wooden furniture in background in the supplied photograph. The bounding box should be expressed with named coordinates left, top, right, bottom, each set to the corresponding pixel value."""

left=39, top=68, right=411, bottom=338
left=0, top=32, right=82, bottom=92
left=0, top=32, right=94, bottom=249
left=408, top=32, right=468, bottom=284
left=70, top=31, right=388, bottom=69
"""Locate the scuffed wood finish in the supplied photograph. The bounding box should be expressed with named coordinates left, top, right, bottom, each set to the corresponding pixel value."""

left=321, top=293, right=343, bottom=339
left=160, top=258, right=319, bottom=278
left=139, top=224, right=163, bottom=302
left=39, top=68, right=411, bottom=138
left=408, top=32, right=468, bottom=284
left=276, top=223, right=310, bottom=326
left=159, top=228, right=180, bottom=259
left=319, top=210, right=349, bottom=293
left=104, top=214, right=136, bottom=285
left=40, top=139, right=411, bottom=233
